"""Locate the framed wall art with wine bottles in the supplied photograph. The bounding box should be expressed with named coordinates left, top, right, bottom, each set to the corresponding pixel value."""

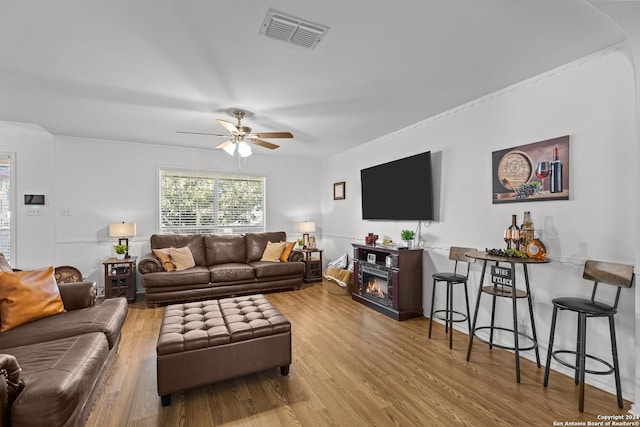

left=491, top=135, right=569, bottom=204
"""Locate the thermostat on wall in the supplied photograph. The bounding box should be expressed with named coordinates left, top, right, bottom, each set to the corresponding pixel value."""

left=24, top=194, right=45, bottom=205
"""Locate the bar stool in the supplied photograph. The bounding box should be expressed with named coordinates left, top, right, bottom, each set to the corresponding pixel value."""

left=429, top=246, right=475, bottom=349
left=543, top=260, right=634, bottom=412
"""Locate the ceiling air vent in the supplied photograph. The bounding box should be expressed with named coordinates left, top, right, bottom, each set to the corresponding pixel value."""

left=260, top=9, right=329, bottom=49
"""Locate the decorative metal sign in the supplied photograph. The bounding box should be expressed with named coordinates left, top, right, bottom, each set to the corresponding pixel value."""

left=491, top=265, right=513, bottom=286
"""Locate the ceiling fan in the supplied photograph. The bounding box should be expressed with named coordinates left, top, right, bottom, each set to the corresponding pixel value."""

left=178, top=110, right=293, bottom=157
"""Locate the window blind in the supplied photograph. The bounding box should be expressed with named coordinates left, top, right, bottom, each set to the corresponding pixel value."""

left=0, top=156, right=11, bottom=261
left=160, top=169, right=265, bottom=234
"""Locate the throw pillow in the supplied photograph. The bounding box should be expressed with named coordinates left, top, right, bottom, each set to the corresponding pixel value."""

left=260, top=241, right=286, bottom=262
left=0, top=266, right=65, bottom=332
left=169, top=246, right=196, bottom=271
left=0, top=254, right=12, bottom=272
left=279, top=241, right=296, bottom=262
left=153, top=248, right=176, bottom=272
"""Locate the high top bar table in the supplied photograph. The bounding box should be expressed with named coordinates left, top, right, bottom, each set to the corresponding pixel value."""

left=465, top=250, right=549, bottom=383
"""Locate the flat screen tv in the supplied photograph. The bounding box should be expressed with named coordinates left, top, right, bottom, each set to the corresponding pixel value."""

left=361, top=151, right=434, bottom=220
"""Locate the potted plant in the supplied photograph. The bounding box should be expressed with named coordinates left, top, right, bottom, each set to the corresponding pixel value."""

left=400, top=230, right=415, bottom=249
left=113, top=244, right=128, bottom=260
left=297, top=238, right=305, bottom=249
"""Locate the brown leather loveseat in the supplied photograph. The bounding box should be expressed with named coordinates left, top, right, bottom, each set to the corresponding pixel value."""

left=0, top=281, right=128, bottom=427
left=138, top=231, right=305, bottom=306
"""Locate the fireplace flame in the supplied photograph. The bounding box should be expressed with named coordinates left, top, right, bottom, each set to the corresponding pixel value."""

left=365, top=277, right=387, bottom=298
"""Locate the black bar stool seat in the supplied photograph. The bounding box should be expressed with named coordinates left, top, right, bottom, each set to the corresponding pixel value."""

left=543, top=259, right=634, bottom=412
left=429, top=246, right=475, bottom=349
left=551, top=297, right=615, bottom=316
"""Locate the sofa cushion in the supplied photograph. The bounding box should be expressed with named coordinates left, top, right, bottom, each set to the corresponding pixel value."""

left=204, top=234, right=246, bottom=265
left=0, top=267, right=65, bottom=332
left=153, top=248, right=176, bottom=271
left=280, top=241, right=296, bottom=262
left=209, top=263, right=255, bottom=283
left=0, top=253, right=12, bottom=272
left=0, top=297, right=128, bottom=350
left=260, top=241, right=286, bottom=262
left=150, top=234, right=206, bottom=266
left=170, top=246, right=196, bottom=271
left=142, top=266, right=211, bottom=289
left=245, top=232, right=287, bottom=262
left=7, top=332, right=110, bottom=427
left=250, top=261, right=305, bottom=278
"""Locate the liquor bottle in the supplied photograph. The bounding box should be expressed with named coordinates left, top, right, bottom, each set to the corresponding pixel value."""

left=507, top=214, right=520, bottom=250
left=550, top=147, right=563, bottom=193
left=526, top=231, right=547, bottom=260
left=520, top=211, right=534, bottom=250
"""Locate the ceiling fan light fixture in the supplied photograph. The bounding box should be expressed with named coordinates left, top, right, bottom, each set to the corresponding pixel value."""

left=223, top=143, right=236, bottom=156
left=238, top=140, right=252, bottom=157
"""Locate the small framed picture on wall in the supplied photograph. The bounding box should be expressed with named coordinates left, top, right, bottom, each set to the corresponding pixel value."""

left=333, top=181, right=345, bottom=200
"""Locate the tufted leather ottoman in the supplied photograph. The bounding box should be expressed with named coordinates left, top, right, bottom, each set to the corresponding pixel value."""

left=156, top=294, right=291, bottom=406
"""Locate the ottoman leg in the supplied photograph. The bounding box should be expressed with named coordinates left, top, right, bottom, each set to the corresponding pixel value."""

left=161, top=394, right=171, bottom=407
left=280, top=365, right=290, bottom=376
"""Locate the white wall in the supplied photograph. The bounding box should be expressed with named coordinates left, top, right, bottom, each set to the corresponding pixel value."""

left=0, top=122, right=55, bottom=267
left=52, top=136, right=320, bottom=295
left=0, top=129, right=320, bottom=294
left=320, top=43, right=637, bottom=400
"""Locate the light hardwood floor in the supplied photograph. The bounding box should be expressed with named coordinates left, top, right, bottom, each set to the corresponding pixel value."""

left=86, top=281, right=632, bottom=426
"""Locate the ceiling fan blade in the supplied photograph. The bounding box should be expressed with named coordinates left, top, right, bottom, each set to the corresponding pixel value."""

left=216, top=139, right=234, bottom=149
left=177, top=131, right=228, bottom=137
left=253, top=132, right=293, bottom=139
left=217, top=119, right=239, bottom=134
left=250, top=138, right=279, bottom=149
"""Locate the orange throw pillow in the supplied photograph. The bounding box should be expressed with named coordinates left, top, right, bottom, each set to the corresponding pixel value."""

left=279, top=241, right=296, bottom=262
left=0, top=266, right=65, bottom=332
left=153, top=248, right=176, bottom=272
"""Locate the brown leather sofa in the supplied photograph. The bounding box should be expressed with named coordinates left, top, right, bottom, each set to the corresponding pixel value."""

left=0, top=281, right=128, bottom=427
left=138, top=231, right=305, bottom=306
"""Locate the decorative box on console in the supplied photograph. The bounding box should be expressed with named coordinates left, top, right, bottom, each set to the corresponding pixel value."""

left=351, top=243, right=423, bottom=320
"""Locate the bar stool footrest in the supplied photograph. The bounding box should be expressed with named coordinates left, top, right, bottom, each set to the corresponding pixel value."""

left=551, top=350, right=615, bottom=376
left=431, top=309, right=469, bottom=323
left=473, top=326, right=537, bottom=352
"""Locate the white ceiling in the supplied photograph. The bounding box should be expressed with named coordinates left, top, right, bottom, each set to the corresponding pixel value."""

left=0, top=1, right=627, bottom=159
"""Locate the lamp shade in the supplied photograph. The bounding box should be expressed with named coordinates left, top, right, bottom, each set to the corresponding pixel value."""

left=109, top=222, right=136, bottom=237
left=298, top=221, right=316, bottom=233
left=238, top=140, right=252, bottom=157
left=223, top=143, right=236, bottom=156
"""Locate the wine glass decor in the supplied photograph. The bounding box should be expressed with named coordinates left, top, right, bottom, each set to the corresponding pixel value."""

left=535, top=161, right=551, bottom=193
left=504, top=229, right=512, bottom=250
left=504, top=228, right=522, bottom=250
left=511, top=229, right=520, bottom=250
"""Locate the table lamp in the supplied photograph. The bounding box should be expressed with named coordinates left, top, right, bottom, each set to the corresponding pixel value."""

left=109, top=222, right=136, bottom=258
left=298, top=221, right=316, bottom=248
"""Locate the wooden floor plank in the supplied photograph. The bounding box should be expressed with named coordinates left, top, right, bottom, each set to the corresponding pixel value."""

left=86, top=281, right=632, bottom=426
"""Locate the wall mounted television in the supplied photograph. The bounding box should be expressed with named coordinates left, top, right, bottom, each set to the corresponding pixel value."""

left=360, top=151, right=434, bottom=220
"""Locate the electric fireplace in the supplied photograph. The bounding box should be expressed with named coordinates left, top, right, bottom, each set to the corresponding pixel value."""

left=351, top=243, right=424, bottom=321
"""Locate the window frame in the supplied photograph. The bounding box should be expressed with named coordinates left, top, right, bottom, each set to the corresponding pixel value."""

left=157, top=166, right=266, bottom=235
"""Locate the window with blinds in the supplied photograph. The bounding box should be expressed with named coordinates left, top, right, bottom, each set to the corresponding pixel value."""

left=0, top=155, right=11, bottom=261
left=159, top=169, right=265, bottom=234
